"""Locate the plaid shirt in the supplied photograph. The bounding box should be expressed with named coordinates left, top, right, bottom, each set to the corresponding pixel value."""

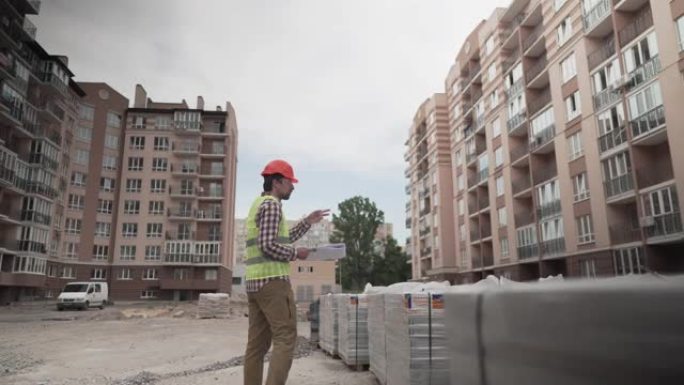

left=245, top=197, right=310, bottom=293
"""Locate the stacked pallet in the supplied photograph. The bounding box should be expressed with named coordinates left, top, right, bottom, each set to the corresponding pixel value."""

left=337, top=294, right=370, bottom=367
left=319, top=293, right=339, bottom=356
left=196, top=293, right=231, bottom=319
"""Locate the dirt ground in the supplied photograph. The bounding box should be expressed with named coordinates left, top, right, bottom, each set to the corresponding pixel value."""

left=0, top=301, right=376, bottom=385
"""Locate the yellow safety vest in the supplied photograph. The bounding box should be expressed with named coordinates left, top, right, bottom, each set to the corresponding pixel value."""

left=245, top=195, right=291, bottom=281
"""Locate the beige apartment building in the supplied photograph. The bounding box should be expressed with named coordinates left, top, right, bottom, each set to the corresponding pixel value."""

left=407, top=0, right=684, bottom=283
left=0, top=0, right=88, bottom=303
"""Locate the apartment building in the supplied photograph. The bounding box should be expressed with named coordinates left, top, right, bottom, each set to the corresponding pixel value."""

left=0, top=0, right=86, bottom=303
left=110, top=85, right=238, bottom=301
left=407, top=0, right=684, bottom=283
left=404, top=94, right=456, bottom=280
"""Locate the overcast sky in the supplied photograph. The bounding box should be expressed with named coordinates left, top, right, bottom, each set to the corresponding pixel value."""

left=33, top=0, right=511, bottom=242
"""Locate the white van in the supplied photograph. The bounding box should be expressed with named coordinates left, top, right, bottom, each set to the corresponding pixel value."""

left=57, top=282, right=108, bottom=311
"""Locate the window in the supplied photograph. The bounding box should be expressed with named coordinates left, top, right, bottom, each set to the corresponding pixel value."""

left=75, top=149, right=90, bottom=165
left=642, top=186, right=679, bottom=218
left=102, top=155, right=117, bottom=171
left=205, top=269, right=218, bottom=280
left=602, top=151, right=631, bottom=182
left=505, top=63, right=523, bottom=91
left=623, top=31, right=659, bottom=74
left=91, top=268, right=106, bottom=280
left=94, top=222, right=111, bottom=237
left=568, top=132, right=583, bottom=160
left=152, top=157, right=168, bottom=172
left=454, top=150, right=463, bottom=167
left=557, top=17, right=573, bottom=46
left=117, top=268, right=132, bottom=280
left=120, top=245, right=136, bottom=261
left=572, top=173, right=590, bottom=202
left=126, top=179, right=142, bottom=193
left=458, top=174, right=465, bottom=191
left=133, top=116, right=146, bottom=129
left=92, top=245, right=109, bottom=261
left=149, top=201, right=165, bottom=215
left=560, top=53, right=577, bottom=83
left=60, top=266, right=76, bottom=279
left=580, top=260, right=597, bottom=278
left=128, top=157, right=143, bottom=171
left=500, top=237, right=509, bottom=257
left=489, top=91, right=499, bottom=109
left=97, top=199, right=113, bottom=214
left=496, top=176, right=505, bottom=197
left=147, top=223, right=163, bottom=238
left=565, top=91, right=581, bottom=121
left=129, top=136, right=145, bottom=150
left=613, top=247, right=646, bottom=275
left=486, top=63, right=496, bottom=84
left=541, top=217, right=564, bottom=241
left=64, top=242, right=78, bottom=259
left=537, top=180, right=561, bottom=206
left=627, top=81, right=663, bottom=122
left=79, top=105, right=94, bottom=120
left=458, top=199, right=465, bottom=216
left=65, top=218, right=82, bottom=234
left=68, top=194, right=84, bottom=210
left=106, top=112, right=121, bottom=128
left=145, top=246, right=162, bottom=261
left=104, top=134, right=119, bottom=149
left=70, top=172, right=87, bottom=187
left=460, top=224, right=467, bottom=242
left=123, top=200, right=140, bottom=215
left=508, top=93, right=526, bottom=118
left=677, top=17, right=684, bottom=52
left=592, top=58, right=621, bottom=95
left=156, top=115, right=171, bottom=130
left=492, top=117, right=501, bottom=138
left=122, top=223, right=138, bottom=238
left=577, top=215, right=595, bottom=244
left=494, top=147, right=503, bottom=168
left=483, top=35, right=495, bottom=57
left=498, top=207, right=507, bottom=227
left=100, top=177, right=116, bottom=193
left=150, top=179, right=167, bottom=193
left=517, top=225, right=537, bottom=247
left=555, top=0, right=568, bottom=11
left=596, top=104, right=625, bottom=139
left=76, top=126, right=92, bottom=141
left=531, top=107, right=555, bottom=139
left=154, top=136, right=170, bottom=151
left=141, top=290, right=158, bottom=299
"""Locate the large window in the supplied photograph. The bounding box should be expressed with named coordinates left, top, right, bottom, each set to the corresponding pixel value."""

left=122, top=223, right=138, bottom=238
left=70, top=171, right=87, bottom=187
left=568, top=132, right=583, bottom=161
left=129, top=136, right=145, bottom=150
left=106, top=112, right=121, bottom=128
left=127, top=157, right=144, bottom=171
left=75, top=149, right=90, bottom=165
left=572, top=173, right=590, bottom=202
left=565, top=91, right=581, bottom=121
left=154, top=137, right=170, bottom=151
left=97, top=199, right=113, bottom=214
left=577, top=215, right=595, bottom=244
left=560, top=53, right=577, bottom=83
left=150, top=179, right=167, bottom=193
left=65, top=218, right=82, bottom=234
left=146, top=223, right=163, bottom=238
left=627, top=81, right=662, bottom=120
left=592, top=58, right=621, bottom=95
left=68, top=194, right=84, bottom=210
left=677, top=17, right=684, bottom=52
left=531, top=107, right=554, bottom=138
left=102, top=155, right=117, bottom=171
left=92, top=245, right=109, bottom=261
left=126, top=179, right=142, bottom=193
left=623, top=31, right=659, bottom=74
left=94, top=222, right=111, bottom=237
left=120, top=246, right=136, bottom=261
left=152, top=157, right=168, bottom=172
left=79, top=105, right=94, bottom=120
left=100, top=177, right=116, bottom=193
left=123, top=200, right=140, bottom=215
left=145, top=246, right=162, bottom=261
left=104, top=134, right=119, bottom=149
left=556, top=16, right=572, bottom=46
left=613, top=247, right=646, bottom=275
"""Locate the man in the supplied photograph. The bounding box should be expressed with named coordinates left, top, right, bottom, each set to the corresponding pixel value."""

left=244, top=159, right=329, bottom=385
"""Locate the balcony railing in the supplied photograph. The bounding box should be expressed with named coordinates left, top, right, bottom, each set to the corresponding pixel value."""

left=507, top=112, right=526, bottom=133
left=528, top=89, right=551, bottom=116
left=644, top=213, right=683, bottom=239
left=475, top=169, right=488, bottom=185
left=166, top=231, right=196, bottom=241
left=536, top=200, right=561, bottom=219
left=420, top=247, right=432, bottom=257
left=168, top=209, right=194, bottom=218
left=28, top=153, right=59, bottom=171
left=593, top=87, right=621, bottom=111
left=618, top=7, right=653, bottom=47
left=530, top=124, right=555, bottom=152
left=510, top=142, right=530, bottom=163
left=196, top=210, right=222, bottom=220
left=517, top=243, right=539, bottom=259
left=541, top=238, right=566, bottom=255
left=20, top=210, right=51, bottom=226
left=588, top=38, right=616, bottom=71
left=627, top=56, right=661, bottom=91
left=513, top=179, right=532, bottom=196
left=21, top=18, right=37, bottom=40
left=598, top=126, right=627, bottom=153
left=630, top=105, right=665, bottom=140
left=523, top=25, right=543, bottom=53
left=583, top=0, right=612, bottom=32
left=505, top=78, right=524, bottom=99
left=533, top=166, right=558, bottom=185
left=526, top=55, right=548, bottom=84
left=604, top=174, right=634, bottom=198
left=40, top=73, right=68, bottom=95
left=609, top=223, right=642, bottom=244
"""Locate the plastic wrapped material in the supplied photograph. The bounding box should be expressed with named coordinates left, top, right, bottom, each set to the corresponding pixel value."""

left=319, top=294, right=339, bottom=356
left=338, top=294, right=369, bottom=366
left=368, top=291, right=387, bottom=384
left=197, top=293, right=231, bottom=319
left=385, top=287, right=450, bottom=385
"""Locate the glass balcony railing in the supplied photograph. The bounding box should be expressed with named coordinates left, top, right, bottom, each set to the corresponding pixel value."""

left=630, top=105, right=665, bottom=140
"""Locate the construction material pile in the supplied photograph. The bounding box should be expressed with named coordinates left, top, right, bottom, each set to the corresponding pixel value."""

left=337, top=294, right=370, bottom=366
left=367, top=287, right=388, bottom=384
left=196, top=293, right=231, bottom=319
left=319, top=293, right=339, bottom=356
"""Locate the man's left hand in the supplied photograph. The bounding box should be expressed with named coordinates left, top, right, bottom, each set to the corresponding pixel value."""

left=305, top=209, right=330, bottom=225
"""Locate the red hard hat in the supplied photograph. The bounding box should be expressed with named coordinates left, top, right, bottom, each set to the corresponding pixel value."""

left=261, top=159, right=298, bottom=183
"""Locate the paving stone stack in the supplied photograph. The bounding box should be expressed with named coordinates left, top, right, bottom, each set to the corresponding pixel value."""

left=337, top=294, right=370, bottom=367
left=367, top=288, right=388, bottom=384
left=319, top=293, right=339, bottom=356
left=197, top=293, right=231, bottom=319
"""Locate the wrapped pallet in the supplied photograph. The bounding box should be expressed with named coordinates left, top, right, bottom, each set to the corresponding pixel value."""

left=319, top=293, right=339, bottom=356
left=197, top=293, right=231, bottom=319
left=338, top=294, right=370, bottom=367
left=385, top=282, right=450, bottom=385
left=367, top=287, right=388, bottom=384
left=446, top=275, right=684, bottom=385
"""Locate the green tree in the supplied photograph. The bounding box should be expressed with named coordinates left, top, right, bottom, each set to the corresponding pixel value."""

left=370, top=236, right=411, bottom=286
left=330, top=196, right=384, bottom=292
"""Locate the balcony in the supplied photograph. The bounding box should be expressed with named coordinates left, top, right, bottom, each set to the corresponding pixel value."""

left=26, top=181, right=58, bottom=199
left=598, top=126, right=628, bottom=154
left=169, top=187, right=198, bottom=198
left=583, top=0, right=613, bottom=36
left=626, top=56, right=661, bottom=91
left=174, top=122, right=201, bottom=135
left=604, top=174, right=634, bottom=199
left=505, top=79, right=524, bottom=99
left=525, top=55, right=548, bottom=85
left=21, top=18, right=36, bottom=40
left=473, top=169, right=488, bottom=187
left=614, top=0, right=649, bottom=12
left=528, top=88, right=551, bottom=116
left=419, top=226, right=431, bottom=237
left=541, top=238, right=565, bottom=256
left=196, top=210, right=222, bottom=220
left=200, top=145, right=226, bottom=157
left=478, top=195, right=490, bottom=212
left=510, top=142, right=530, bottom=165
left=28, top=153, right=59, bottom=172
left=593, top=87, right=621, bottom=112
left=172, top=142, right=200, bottom=155
left=166, top=231, right=196, bottom=241
left=517, top=243, right=539, bottom=260
left=170, top=164, right=199, bottom=177
left=588, top=38, right=616, bottom=71
left=40, top=72, right=69, bottom=96
left=507, top=112, right=527, bottom=135
left=536, top=200, right=561, bottom=219
left=533, top=166, right=558, bottom=185
left=200, top=167, right=225, bottom=178
left=618, top=7, right=653, bottom=47
left=167, top=208, right=194, bottom=219
left=203, top=123, right=227, bottom=135
left=513, top=179, right=532, bottom=197
left=420, top=247, right=432, bottom=257
left=198, top=189, right=224, bottom=200
left=643, top=213, right=683, bottom=242
left=159, top=278, right=219, bottom=291
left=529, top=124, right=555, bottom=154
left=630, top=105, right=665, bottom=143
left=609, top=223, right=641, bottom=244
left=20, top=210, right=51, bottom=226
left=18, top=240, right=47, bottom=254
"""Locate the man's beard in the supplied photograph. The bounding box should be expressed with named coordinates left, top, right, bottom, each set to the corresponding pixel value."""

left=281, top=191, right=292, bottom=200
